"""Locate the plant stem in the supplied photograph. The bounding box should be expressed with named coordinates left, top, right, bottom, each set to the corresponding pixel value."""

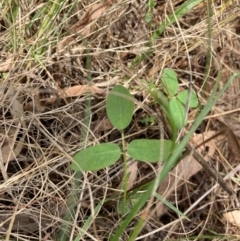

left=201, top=0, right=213, bottom=97
left=121, top=131, right=128, bottom=217
left=131, top=0, right=203, bottom=67
left=35, top=0, right=64, bottom=54
left=57, top=41, right=92, bottom=241
left=148, top=87, right=178, bottom=144
left=111, top=71, right=240, bottom=241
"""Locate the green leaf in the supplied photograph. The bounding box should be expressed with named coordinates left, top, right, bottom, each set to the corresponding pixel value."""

left=169, top=97, right=186, bottom=129
left=145, top=12, right=152, bottom=23
left=155, top=193, right=190, bottom=220
left=106, top=85, right=134, bottom=130
left=161, top=68, right=178, bottom=97
left=139, top=115, right=155, bottom=125
left=150, top=0, right=202, bottom=42
left=71, top=143, right=121, bottom=171
left=127, top=139, right=173, bottom=162
left=177, top=90, right=199, bottom=108
left=148, top=0, right=156, bottom=8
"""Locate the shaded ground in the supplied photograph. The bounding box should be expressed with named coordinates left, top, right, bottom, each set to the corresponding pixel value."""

left=0, top=0, right=240, bottom=240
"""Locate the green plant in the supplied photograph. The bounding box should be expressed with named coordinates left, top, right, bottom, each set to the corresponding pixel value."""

left=157, top=68, right=198, bottom=129
left=139, top=115, right=156, bottom=125
left=145, top=0, right=156, bottom=24
left=71, top=69, right=198, bottom=172
left=113, top=72, right=240, bottom=241
left=131, top=0, right=203, bottom=67
left=70, top=69, right=199, bottom=239
left=70, top=68, right=240, bottom=240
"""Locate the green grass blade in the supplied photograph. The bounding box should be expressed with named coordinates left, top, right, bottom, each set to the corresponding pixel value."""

left=132, top=0, right=203, bottom=67
left=34, top=0, right=65, bottom=55
left=155, top=193, right=189, bottom=220
left=150, top=0, right=203, bottom=43
left=57, top=40, right=93, bottom=241
left=111, top=71, right=240, bottom=240
left=73, top=201, right=103, bottom=241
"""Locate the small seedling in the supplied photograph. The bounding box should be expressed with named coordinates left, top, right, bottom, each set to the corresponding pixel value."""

left=161, top=68, right=198, bottom=129
left=148, top=68, right=199, bottom=144
left=69, top=67, right=240, bottom=241
left=71, top=69, right=199, bottom=171
left=139, top=115, right=155, bottom=125
left=145, top=0, right=156, bottom=24
left=71, top=84, right=174, bottom=172
left=70, top=70, right=198, bottom=234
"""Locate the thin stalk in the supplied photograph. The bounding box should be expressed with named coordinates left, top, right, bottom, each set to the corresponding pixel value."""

left=201, top=0, right=213, bottom=96
left=121, top=131, right=128, bottom=217
left=131, top=0, right=203, bottom=67
left=148, top=87, right=178, bottom=145
left=111, top=71, right=240, bottom=241
left=34, top=0, right=64, bottom=54
left=57, top=41, right=92, bottom=241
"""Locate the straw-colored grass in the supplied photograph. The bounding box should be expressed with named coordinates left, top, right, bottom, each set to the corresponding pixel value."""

left=0, top=0, right=240, bottom=240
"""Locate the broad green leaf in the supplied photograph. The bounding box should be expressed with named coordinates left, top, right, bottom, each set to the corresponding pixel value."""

left=106, top=85, right=134, bottom=130
left=127, top=139, right=173, bottom=162
left=161, top=68, right=178, bottom=97
left=177, top=90, right=199, bottom=108
left=169, top=97, right=186, bottom=129
left=71, top=143, right=121, bottom=171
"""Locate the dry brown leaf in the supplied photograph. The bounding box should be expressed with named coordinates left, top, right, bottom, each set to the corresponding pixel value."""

left=0, top=211, right=51, bottom=232
left=57, top=1, right=112, bottom=50
left=0, top=89, right=27, bottom=204
left=126, top=161, right=138, bottom=191
left=99, top=118, right=113, bottom=132
left=0, top=54, right=14, bottom=72
left=156, top=154, right=204, bottom=217
left=71, top=1, right=110, bottom=34
left=0, top=137, right=24, bottom=164
left=225, top=126, right=240, bottom=159
left=223, top=210, right=240, bottom=226
left=156, top=131, right=217, bottom=217
left=0, top=90, right=25, bottom=164
left=191, top=131, right=217, bottom=161
left=157, top=155, right=202, bottom=196
left=91, top=118, right=113, bottom=134
left=158, top=131, right=217, bottom=195
left=59, top=85, right=105, bottom=98
left=87, top=2, right=108, bottom=22
left=115, top=161, right=138, bottom=195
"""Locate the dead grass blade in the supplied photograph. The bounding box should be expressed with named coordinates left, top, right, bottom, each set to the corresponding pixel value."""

left=225, top=125, right=240, bottom=160
left=57, top=1, right=112, bottom=50
left=0, top=88, right=27, bottom=206
left=0, top=89, right=26, bottom=164
left=156, top=131, right=233, bottom=217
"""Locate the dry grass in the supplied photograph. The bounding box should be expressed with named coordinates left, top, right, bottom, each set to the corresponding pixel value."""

left=0, top=0, right=240, bottom=240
